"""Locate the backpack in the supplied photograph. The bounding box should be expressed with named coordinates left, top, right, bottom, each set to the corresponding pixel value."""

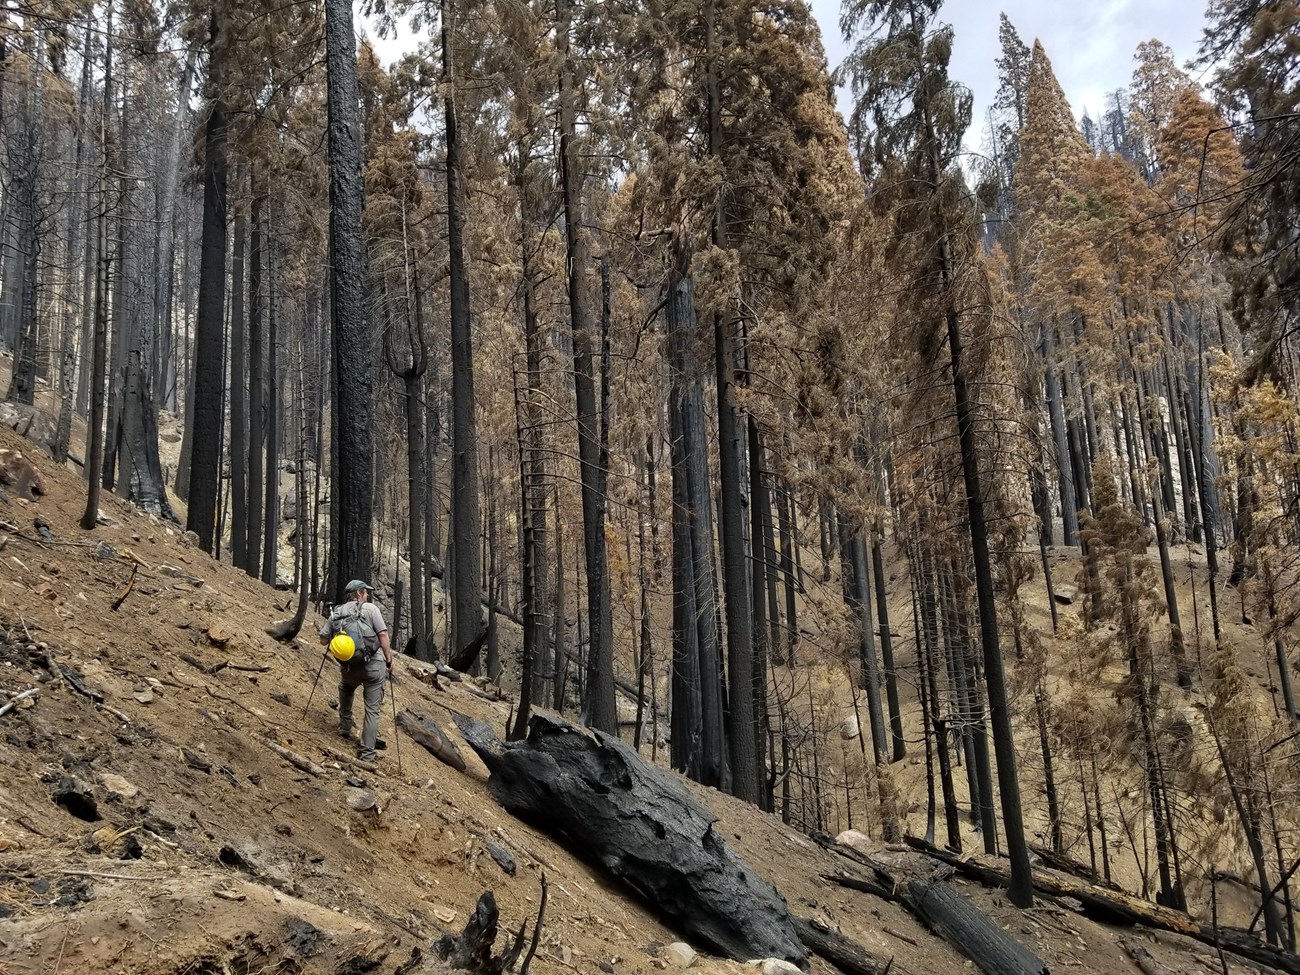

left=330, top=604, right=379, bottom=664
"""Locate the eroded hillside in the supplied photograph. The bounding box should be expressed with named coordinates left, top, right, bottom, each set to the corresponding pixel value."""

left=0, top=426, right=1289, bottom=975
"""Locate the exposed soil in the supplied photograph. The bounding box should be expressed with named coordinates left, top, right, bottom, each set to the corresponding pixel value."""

left=0, top=425, right=1286, bottom=974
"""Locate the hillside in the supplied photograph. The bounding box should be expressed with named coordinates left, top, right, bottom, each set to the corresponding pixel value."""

left=0, top=427, right=1291, bottom=975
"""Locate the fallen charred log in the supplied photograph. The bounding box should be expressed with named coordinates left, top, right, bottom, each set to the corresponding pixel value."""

left=904, top=836, right=1300, bottom=975
left=823, top=865, right=1048, bottom=975
left=792, top=917, right=897, bottom=975
left=396, top=708, right=466, bottom=772
left=905, top=878, right=1047, bottom=975
left=452, top=711, right=806, bottom=967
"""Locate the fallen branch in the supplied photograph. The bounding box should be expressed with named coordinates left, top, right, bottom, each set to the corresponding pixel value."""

left=180, top=652, right=210, bottom=674
left=109, top=563, right=138, bottom=612
left=823, top=870, right=896, bottom=902
left=793, top=917, right=897, bottom=975
left=57, top=664, right=103, bottom=704
left=0, top=687, right=39, bottom=718
left=248, top=731, right=324, bottom=777
left=518, top=873, right=549, bottom=975
left=58, top=869, right=167, bottom=882
left=96, top=703, right=132, bottom=724
left=1118, top=938, right=1177, bottom=975
left=320, top=743, right=380, bottom=773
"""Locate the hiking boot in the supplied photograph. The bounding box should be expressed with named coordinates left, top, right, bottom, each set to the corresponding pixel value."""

left=375, top=738, right=387, bottom=751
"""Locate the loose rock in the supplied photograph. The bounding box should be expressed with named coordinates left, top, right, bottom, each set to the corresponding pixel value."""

left=665, top=943, right=697, bottom=969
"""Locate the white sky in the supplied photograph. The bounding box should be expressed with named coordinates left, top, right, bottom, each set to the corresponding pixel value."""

left=362, top=0, right=1213, bottom=155
left=808, top=0, right=1212, bottom=154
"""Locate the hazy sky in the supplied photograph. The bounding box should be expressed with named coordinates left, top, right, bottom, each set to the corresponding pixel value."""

left=807, top=0, right=1212, bottom=154
left=363, top=0, right=1213, bottom=154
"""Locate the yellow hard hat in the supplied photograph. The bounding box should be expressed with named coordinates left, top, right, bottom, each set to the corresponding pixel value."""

left=329, top=633, right=356, bottom=662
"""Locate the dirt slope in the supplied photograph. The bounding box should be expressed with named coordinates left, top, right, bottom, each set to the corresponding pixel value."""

left=0, top=426, right=1280, bottom=975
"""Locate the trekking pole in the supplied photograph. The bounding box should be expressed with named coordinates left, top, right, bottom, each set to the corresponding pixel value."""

left=389, top=669, right=403, bottom=775
left=303, top=651, right=329, bottom=719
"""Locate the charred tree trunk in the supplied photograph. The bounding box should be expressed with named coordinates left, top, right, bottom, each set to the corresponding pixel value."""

left=261, top=228, right=281, bottom=585
left=184, top=14, right=228, bottom=547
left=442, top=0, right=484, bottom=664
left=229, top=173, right=249, bottom=569
left=872, top=527, right=905, bottom=761
left=79, top=13, right=114, bottom=532
left=324, top=0, right=375, bottom=592
left=247, top=185, right=266, bottom=574
left=555, top=0, right=614, bottom=732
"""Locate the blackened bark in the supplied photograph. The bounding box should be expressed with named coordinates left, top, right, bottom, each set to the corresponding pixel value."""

left=669, top=269, right=725, bottom=786
left=184, top=13, right=228, bottom=551
left=229, top=177, right=248, bottom=570
left=102, top=70, right=130, bottom=491
left=5, top=35, right=42, bottom=407
left=386, top=263, right=429, bottom=661
left=777, top=480, right=798, bottom=662
left=1042, top=324, right=1077, bottom=547
left=79, top=18, right=112, bottom=531
left=262, top=230, right=280, bottom=585
left=747, top=420, right=770, bottom=806
left=442, top=0, right=484, bottom=661
left=703, top=0, right=755, bottom=803
left=1131, top=364, right=1191, bottom=687
left=556, top=0, right=615, bottom=732
left=119, top=350, right=173, bottom=518
left=842, top=520, right=887, bottom=765
left=247, top=186, right=265, bottom=574
left=871, top=526, right=905, bottom=761
left=155, top=54, right=193, bottom=415
left=324, top=0, right=375, bottom=592
left=941, top=285, right=1031, bottom=902
left=920, top=551, right=961, bottom=852
left=669, top=284, right=704, bottom=779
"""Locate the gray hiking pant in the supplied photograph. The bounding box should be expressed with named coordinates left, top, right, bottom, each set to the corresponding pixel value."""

left=338, top=655, right=387, bottom=762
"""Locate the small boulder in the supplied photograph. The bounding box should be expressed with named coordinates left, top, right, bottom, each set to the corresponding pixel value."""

left=0, top=448, right=45, bottom=501
left=761, top=961, right=802, bottom=975
left=98, top=772, right=139, bottom=800
left=1053, top=584, right=1079, bottom=605
left=347, top=788, right=378, bottom=812
left=835, top=829, right=875, bottom=856
left=665, top=943, right=697, bottom=969
left=838, top=713, right=859, bottom=741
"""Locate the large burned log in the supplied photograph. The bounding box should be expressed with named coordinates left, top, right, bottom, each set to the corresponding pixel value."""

left=453, top=711, right=807, bottom=967
left=904, top=837, right=1300, bottom=975
left=905, top=879, right=1047, bottom=975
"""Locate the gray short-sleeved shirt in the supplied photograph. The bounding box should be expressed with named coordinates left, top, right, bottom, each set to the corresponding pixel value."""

left=319, top=602, right=388, bottom=641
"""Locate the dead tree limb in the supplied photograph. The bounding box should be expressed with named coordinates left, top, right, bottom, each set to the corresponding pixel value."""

left=247, top=730, right=324, bottom=777
left=792, top=917, right=896, bottom=975
left=518, top=873, right=549, bottom=975
left=1118, top=938, right=1177, bottom=975
left=110, top=563, right=137, bottom=611
left=0, top=687, right=38, bottom=717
